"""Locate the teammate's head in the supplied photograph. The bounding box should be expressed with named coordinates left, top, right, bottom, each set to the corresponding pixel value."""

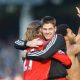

left=41, top=16, right=56, bottom=27
left=56, top=24, right=75, bottom=44
left=56, top=24, right=69, bottom=36
left=25, top=20, right=42, bottom=41
left=40, top=16, right=57, bottom=40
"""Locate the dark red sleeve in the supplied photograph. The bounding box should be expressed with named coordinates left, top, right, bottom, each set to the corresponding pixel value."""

left=52, top=51, right=72, bottom=69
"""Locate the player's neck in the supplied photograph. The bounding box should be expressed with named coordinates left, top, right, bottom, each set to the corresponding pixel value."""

left=64, top=36, right=71, bottom=48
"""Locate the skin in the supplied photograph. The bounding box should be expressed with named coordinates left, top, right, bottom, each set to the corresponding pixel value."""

left=26, top=23, right=56, bottom=47
left=14, top=74, right=23, bottom=80
left=64, top=28, right=80, bottom=80
left=41, top=23, right=56, bottom=40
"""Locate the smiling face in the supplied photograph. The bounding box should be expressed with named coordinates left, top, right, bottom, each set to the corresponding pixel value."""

left=41, top=23, right=56, bottom=40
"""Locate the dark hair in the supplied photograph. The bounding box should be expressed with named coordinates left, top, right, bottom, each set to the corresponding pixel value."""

left=56, top=24, right=69, bottom=36
left=41, top=16, right=56, bottom=27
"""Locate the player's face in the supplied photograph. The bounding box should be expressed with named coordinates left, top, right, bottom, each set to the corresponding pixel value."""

left=41, top=23, right=56, bottom=40
left=67, top=28, right=76, bottom=43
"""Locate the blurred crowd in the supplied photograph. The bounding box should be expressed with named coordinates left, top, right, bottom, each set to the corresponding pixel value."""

left=0, top=38, right=23, bottom=80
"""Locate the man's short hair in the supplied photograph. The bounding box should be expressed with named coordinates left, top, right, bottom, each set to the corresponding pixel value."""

left=41, top=16, right=56, bottom=26
left=56, top=24, right=69, bottom=36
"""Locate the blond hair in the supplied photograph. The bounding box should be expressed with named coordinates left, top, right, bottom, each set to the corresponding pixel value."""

left=25, top=20, right=43, bottom=41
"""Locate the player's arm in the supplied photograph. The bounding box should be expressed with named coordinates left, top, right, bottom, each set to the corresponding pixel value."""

left=26, top=34, right=66, bottom=61
left=14, top=38, right=43, bottom=50
left=52, top=51, right=72, bottom=69
left=14, top=40, right=27, bottom=50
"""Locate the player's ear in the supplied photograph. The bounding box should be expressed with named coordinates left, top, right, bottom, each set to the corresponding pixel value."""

left=39, top=28, right=42, bottom=32
left=55, top=27, right=57, bottom=32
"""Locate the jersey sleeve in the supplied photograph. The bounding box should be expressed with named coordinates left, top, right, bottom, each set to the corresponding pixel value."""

left=26, top=34, right=66, bottom=61
left=52, top=50, right=72, bottom=69
left=14, top=39, right=27, bottom=50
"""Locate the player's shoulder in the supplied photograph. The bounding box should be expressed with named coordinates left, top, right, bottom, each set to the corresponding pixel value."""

left=57, top=34, right=65, bottom=40
left=57, top=34, right=64, bottom=38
